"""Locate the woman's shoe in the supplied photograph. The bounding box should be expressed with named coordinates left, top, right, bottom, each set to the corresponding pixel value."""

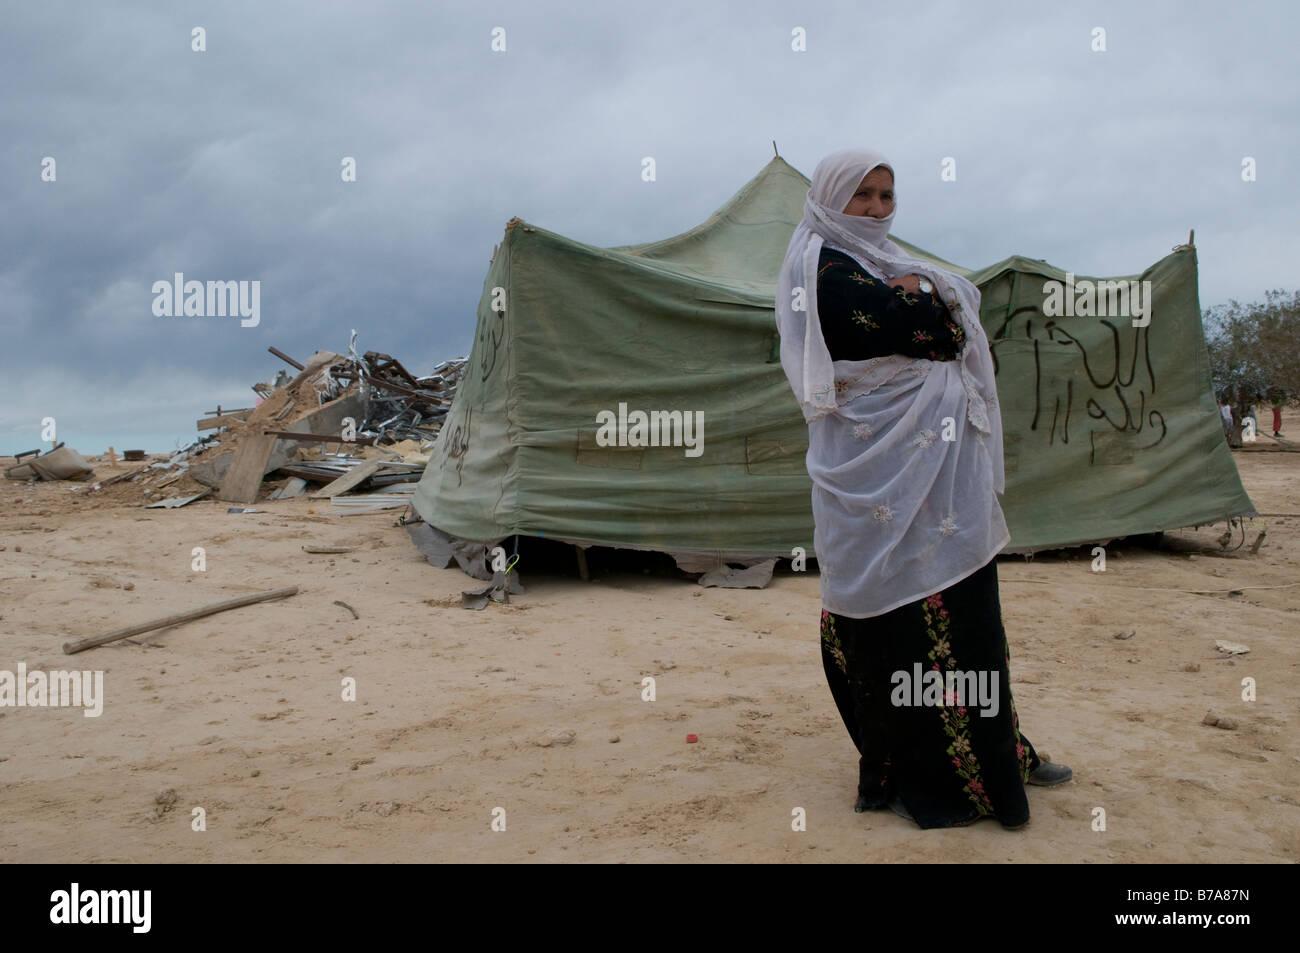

left=1028, top=760, right=1073, bottom=786
left=854, top=793, right=888, bottom=813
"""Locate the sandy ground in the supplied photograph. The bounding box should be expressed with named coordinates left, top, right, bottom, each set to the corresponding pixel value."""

left=1, top=445, right=1297, bottom=863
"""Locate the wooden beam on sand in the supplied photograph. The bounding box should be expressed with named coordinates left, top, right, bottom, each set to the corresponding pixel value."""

left=217, top=432, right=280, bottom=504
left=62, top=587, right=299, bottom=655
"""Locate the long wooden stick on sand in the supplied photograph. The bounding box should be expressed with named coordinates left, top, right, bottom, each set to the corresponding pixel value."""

left=62, top=587, right=300, bottom=655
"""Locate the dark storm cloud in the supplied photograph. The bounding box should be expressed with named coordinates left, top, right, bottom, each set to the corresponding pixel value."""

left=1, top=0, right=1295, bottom=449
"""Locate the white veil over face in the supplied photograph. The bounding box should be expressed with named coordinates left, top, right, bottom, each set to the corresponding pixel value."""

left=775, top=148, right=1010, bottom=618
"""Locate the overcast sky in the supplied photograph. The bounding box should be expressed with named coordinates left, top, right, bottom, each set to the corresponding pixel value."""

left=2, top=0, right=1295, bottom=453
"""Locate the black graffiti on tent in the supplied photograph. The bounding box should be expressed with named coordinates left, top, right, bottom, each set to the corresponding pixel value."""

left=440, top=405, right=472, bottom=487
left=479, top=307, right=505, bottom=383
left=990, top=306, right=1167, bottom=458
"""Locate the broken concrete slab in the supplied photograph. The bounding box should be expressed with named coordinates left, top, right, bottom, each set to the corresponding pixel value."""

left=270, top=477, right=309, bottom=499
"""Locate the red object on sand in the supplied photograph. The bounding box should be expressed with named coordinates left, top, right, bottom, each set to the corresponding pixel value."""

left=686, top=734, right=698, bottom=743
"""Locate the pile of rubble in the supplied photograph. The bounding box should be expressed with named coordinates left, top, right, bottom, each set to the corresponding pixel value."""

left=3, top=341, right=467, bottom=512
left=189, top=344, right=466, bottom=506
left=338, top=352, right=466, bottom=444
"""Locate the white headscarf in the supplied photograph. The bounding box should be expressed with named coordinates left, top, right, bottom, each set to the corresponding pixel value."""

left=776, top=148, right=1010, bottom=618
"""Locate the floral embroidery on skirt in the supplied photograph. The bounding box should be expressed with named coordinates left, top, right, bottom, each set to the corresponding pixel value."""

left=820, top=609, right=848, bottom=676
left=818, top=558, right=1039, bottom=828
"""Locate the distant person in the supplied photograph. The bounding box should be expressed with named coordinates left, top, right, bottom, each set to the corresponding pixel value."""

left=775, top=147, right=1070, bottom=831
left=1237, top=387, right=1254, bottom=440
left=1269, top=388, right=1285, bottom=438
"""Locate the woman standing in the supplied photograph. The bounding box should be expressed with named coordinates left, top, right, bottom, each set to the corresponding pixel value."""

left=775, top=148, right=1070, bottom=830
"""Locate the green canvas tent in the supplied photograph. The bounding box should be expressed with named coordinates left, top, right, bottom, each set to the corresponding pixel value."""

left=411, top=156, right=1254, bottom=565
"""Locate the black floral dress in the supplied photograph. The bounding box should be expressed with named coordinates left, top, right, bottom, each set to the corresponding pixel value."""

left=815, top=246, right=1040, bottom=829
left=816, top=247, right=966, bottom=362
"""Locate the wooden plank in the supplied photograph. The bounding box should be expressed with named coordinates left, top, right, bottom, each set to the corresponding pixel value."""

left=99, top=465, right=151, bottom=487
left=197, top=411, right=252, bottom=430
left=142, top=489, right=212, bottom=509
left=268, top=346, right=305, bottom=370
left=217, top=433, right=279, bottom=503
left=63, top=586, right=299, bottom=655
left=195, top=393, right=363, bottom=492
left=262, top=430, right=375, bottom=445
left=310, top=459, right=383, bottom=499
left=152, top=469, right=186, bottom=488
